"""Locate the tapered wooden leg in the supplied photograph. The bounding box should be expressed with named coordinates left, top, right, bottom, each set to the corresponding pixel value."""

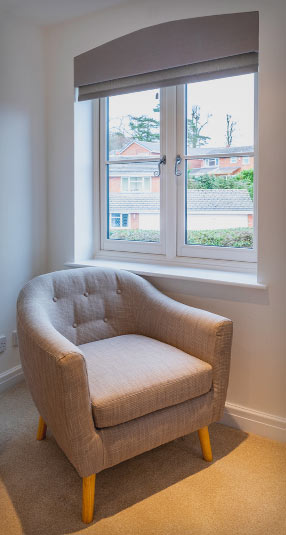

left=198, top=426, right=213, bottom=462
left=36, top=416, right=47, bottom=441
left=82, top=474, right=96, bottom=524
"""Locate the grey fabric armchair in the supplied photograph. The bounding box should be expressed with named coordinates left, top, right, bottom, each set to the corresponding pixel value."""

left=17, top=267, right=233, bottom=523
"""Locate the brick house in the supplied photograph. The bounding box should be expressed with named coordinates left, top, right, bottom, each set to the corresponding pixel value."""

left=109, top=140, right=253, bottom=231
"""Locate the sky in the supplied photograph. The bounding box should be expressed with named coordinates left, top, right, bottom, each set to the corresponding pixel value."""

left=108, top=73, right=254, bottom=150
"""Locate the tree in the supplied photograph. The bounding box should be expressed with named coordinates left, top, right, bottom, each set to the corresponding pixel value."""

left=225, top=113, right=237, bottom=147
left=128, top=114, right=160, bottom=142
left=187, top=105, right=212, bottom=148
left=109, top=131, right=131, bottom=152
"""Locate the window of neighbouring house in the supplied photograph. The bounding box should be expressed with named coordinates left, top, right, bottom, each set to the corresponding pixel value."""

left=110, top=213, right=129, bottom=228
left=231, top=157, right=238, bottom=163
left=204, top=158, right=219, bottom=167
left=121, top=176, right=151, bottom=193
left=242, top=156, right=250, bottom=164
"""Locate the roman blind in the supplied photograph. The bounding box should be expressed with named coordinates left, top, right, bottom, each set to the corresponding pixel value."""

left=75, top=11, right=259, bottom=102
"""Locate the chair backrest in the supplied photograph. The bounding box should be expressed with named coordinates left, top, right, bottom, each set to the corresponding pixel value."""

left=17, top=267, right=150, bottom=346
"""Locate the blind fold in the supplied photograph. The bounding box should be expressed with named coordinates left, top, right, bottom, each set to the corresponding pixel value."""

left=75, top=12, right=259, bottom=101
left=78, top=53, right=258, bottom=101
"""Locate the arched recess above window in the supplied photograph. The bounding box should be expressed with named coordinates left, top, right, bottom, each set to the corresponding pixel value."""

left=74, top=11, right=259, bottom=101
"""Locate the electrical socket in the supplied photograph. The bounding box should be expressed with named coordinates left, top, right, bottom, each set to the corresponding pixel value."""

left=12, top=330, right=18, bottom=347
left=0, top=335, right=7, bottom=353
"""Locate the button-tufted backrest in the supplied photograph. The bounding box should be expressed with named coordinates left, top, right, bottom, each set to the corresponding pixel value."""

left=18, top=267, right=150, bottom=346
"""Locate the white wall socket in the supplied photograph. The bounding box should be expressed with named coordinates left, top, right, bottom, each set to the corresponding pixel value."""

left=12, top=330, right=18, bottom=346
left=0, top=335, right=7, bottom=353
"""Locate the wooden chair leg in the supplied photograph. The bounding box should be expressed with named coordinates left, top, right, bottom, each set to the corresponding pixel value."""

left=198, top=426, right=213, bottom=462
left=36, top=416, right=47, bottom=441
left=82, top=474, right=96, bottom=524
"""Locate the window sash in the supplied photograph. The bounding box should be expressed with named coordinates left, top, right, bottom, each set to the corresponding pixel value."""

left=176, top=79, right=257, bottom=262
left=99, top=91, right=167, bottom=254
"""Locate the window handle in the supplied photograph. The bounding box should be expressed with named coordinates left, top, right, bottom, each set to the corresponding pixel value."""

left=154, top=155, right=166, bottom=177
left=175, top=155, right=182, bottom=176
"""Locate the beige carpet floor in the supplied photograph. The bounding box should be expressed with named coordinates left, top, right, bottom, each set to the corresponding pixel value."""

left=0, top=382, right=285, bottom=535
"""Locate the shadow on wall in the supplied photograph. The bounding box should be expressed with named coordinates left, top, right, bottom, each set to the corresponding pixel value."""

left=0, top=382, right=247, bottom=535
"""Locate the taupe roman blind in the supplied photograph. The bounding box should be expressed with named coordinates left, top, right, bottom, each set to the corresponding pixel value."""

left=75, top=11, right=259, bottom=102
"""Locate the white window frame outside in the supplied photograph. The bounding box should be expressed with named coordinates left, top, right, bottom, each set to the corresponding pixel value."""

left=110, top=212, right=130, bottom=229
left=95, top=75, right=258, bottom=266
left=242, top=156, right=250, bottom=164
left=121, top=176, right=152, bottom=193
left=204, top=158, right=219, bottom=167
left=231, top=157, right=238, bottom=163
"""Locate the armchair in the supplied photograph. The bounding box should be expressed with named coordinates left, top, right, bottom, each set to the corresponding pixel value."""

left=17, top=267, right=233, bottom=523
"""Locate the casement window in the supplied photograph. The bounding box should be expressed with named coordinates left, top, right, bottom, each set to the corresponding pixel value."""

left=110, top=213, right=129, bottom=229
left=74, top=12, right=259, bottom=266
left=204, top=158, right=219, bottom=167
left=121, top=176, right=151, bottom=193
left=98, top=73, right=257, bottom=261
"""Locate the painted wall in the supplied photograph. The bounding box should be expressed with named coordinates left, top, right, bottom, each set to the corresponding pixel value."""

left=0, top=15, right=47, bottom=378
left=45, top=0, right=285, bottom=432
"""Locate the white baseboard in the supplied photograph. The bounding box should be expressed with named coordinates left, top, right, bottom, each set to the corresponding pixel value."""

left=0, top=364, right=285, bottom=442
left=0, top=364, right=24, bottom=394
left=221, top=402, right=286, bottom=442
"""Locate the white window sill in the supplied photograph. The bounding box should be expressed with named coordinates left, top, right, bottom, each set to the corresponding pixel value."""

left=66, top=259, right=266, bottom=289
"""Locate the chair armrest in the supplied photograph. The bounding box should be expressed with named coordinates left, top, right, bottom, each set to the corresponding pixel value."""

left=137, top=286, right=233, bottom=420
left=17, top=308, right=104, bottom=477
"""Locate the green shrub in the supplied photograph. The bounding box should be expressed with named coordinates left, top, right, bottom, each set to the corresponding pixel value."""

left=109, top=227, right=253, bottom=248
left=188, top=170, right=254, bottom=199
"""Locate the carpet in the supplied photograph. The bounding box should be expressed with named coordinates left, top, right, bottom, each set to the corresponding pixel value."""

left=0, top=381, right=285, bottom=535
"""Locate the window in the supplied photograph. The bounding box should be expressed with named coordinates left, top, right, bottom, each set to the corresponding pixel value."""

left=110, top=213, right=129, bottom=229
left=204, top=158, right=219, bottom=167
left=97, top=73, right=256, bottom=263
left=121, top=176, right=151, bottom=193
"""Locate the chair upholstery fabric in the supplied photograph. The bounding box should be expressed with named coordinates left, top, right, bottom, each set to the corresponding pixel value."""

left=79, top=334, right=213, bottom=427
left=17, top=267, right=233, bottom=477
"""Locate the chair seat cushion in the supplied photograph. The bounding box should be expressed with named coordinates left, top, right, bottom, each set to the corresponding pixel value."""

left=79, top=334, right=212, bottom=428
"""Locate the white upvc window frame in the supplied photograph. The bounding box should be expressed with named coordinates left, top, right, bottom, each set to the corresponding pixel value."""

left=121, top=175, right=152, bottom=193
left=204, top=158, right=219, bottom=167
left=99, top=90, right=167, bottom=255
left=110, top=212, right=130, bottom=229
left=94, top=75, right=258, bottom=267
left=176, top=76, right=258, bottom=263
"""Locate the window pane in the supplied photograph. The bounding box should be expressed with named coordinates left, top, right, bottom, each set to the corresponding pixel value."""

left=107, top=162, right=160, bottom=242
left=121, top=177, right=129, bottom=192
left=130, top=177, right=143, bottom=192
left=185, top=74, right=254, bottom=249
left=107, top=89, right=160, bottom=159
left=186, top=162, right=254, bottom=248
left=186, top=74, right=254, bottom=154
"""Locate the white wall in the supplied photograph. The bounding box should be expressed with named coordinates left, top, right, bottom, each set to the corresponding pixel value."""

left=0, top=15, right=47, bottom=379
left=187, top=213, right=249, bottom=230
left=45, top=0, right=286, bottom=436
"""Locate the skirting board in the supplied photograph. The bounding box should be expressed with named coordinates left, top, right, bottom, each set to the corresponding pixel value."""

left=221, top=402, right=286, bottom=443
left=0, top=365, right=285, bottom=442
left=0, top=364, right=24, bottom=395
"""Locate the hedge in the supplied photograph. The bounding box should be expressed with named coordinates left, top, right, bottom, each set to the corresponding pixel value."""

left=109, top=227, right=253, bottom=248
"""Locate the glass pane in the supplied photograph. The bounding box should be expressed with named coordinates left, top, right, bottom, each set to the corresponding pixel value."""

left=107, top=89, right=160, bottom=159
left=186, top=74, right=254, bottom=154
left=185, top=74, right=254, bottom=249
left=107, top=162, right=160, bottom=242
left=186, top=162, right=254, bottom=248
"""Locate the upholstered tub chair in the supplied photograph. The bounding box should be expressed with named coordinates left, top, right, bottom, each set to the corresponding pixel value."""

left=17, top=267, right=233, bottom=523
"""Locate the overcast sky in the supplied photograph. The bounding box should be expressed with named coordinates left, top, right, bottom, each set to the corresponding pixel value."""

left=108, top=73, right=254, bottom=149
